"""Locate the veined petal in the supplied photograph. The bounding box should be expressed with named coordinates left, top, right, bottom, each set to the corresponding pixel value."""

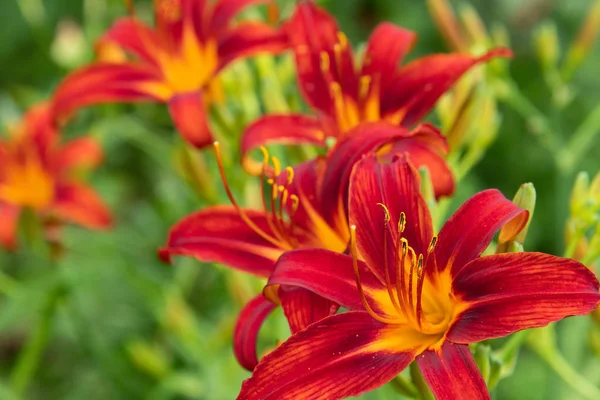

left=234, top=293, right=277, bottom=371
left=210, top=0, right=270, bottom=34
left=448, top=252, right=600, bottom=343
left=56, top=137, right=103, bottom=173
left=349, top=154, right=433, bottom=282
left=285, top=2, right=357, bottom=116
left=378, top=123, right=453, bottom=198
left=97, top=18, right=161, bottom=65
left=278, top=286, right=338, bottom=333
left=417, top=342, right=489, bottom=400
left=381, top=48, right=512, bottom=127
left=51, top=183, right=112, bottom=229
left=241, top=115, right=326, bottom=175
left=238, top=311, right=421, bottom=400
left=52, top=63, right=167, bottom=121
left=435, top=189, right=528, bottom=277
left=0, top=203, right=20, bottom=250
left=160, top=205, right=282, bottom=277
left=319, top=122, right=414, bottom=232
left=361, top=23, right=416, bottom=88
left=218, top=22, right=288, bottom=69
left=268, top=249, right=389, bottom=315
left=168, top=92, right=213, bottom=148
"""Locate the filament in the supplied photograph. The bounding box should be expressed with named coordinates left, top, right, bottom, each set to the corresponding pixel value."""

left=213, top=142, right=288, bottom=249
left=350, top=226, right=397, bottom=324
left=377, top=204, right=403, bottom=315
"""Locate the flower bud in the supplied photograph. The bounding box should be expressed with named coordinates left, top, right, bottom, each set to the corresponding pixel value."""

left=534, top=22, right=561, bottom=72
left=562, top=0, right=600, bottom=81
left=497, top=183, right=536, bottom=253
left=127, top=340, right=171, bottom=379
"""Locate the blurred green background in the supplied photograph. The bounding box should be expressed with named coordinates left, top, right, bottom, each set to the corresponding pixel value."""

left=1, top=0, right=599, bottom=399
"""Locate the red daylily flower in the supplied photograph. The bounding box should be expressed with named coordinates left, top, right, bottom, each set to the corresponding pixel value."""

left=240, top=1, right=510, bottom=195
left=51, top=0, right=288, bottom=148
left=160, top=121, right=450, bottom=370
left=239, top=155, right=600, bottom=400
left=0, top=103, right=112, bottom=250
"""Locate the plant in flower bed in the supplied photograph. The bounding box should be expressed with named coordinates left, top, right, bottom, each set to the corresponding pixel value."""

left=1, top=0, right=600, bottom=399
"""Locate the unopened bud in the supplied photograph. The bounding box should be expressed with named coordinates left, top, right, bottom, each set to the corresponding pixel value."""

left=534, top=22, right=561, bottom=72
left=426, top=0, right=469, bottom=52
left=562, top=0, right=600, bottom=81
left=127, top=340, right=171, bottom=379
left=497, top=183, right=536, bottom=253
left=459, top=4, right=490, bottom=49
left=51, top=20, right=88, bottom=68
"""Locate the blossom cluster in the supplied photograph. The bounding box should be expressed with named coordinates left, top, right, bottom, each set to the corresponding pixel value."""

left=2, top=0, right=600, bottom=399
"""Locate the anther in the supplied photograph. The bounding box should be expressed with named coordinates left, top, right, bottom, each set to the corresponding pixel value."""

left=377, top=203, right=391, bottom=222
left=359, top=75, right=372, bottom=100
left=428, top=236, right=438, bottom=253
left=285, top=166, right=294, bottom=185
left=271, top=156, right=281, bottom=177
left=398, top=212, right=406, bottom=234
left=320, top=51, right=330, bottom=72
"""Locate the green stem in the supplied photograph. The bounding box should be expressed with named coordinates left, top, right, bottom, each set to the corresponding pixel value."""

left=561, top=102, right=600, bottom=172
left=496, top=80, right=562, bottom=155
left=528, top=327, right=600, bottom=400
left=390, top=374, right=418, bottom=398
left=495, top=330, right=530, bottom=362
left=0, top=269, right=18, bottom=297
left=9, top=284, right=62, bottom=396
left=531, top=345, right=600, bottom=400
left=409, top=362, right=435, bottom=400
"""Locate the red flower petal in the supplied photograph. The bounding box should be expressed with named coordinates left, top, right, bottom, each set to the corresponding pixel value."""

left=361, top=23, right=416, bottom=88
left=319, top=122, right=412, bottom=231
left=234, top=293, right=277, bottom=371
left=278, top=286, right=338, bottom=333
left=435, top=189, right=528, bottom=277
left=56, top=137, right=104, bottom=173
left=52, top=63, right=165, bottom=121
left=417, top=342, right=490, bottom=400
left=210, top=0, right=270, bottom=34
left=218, top=22, right=288, bottom=69
left=285, top=2, right=357, bottom=117
left=0, top=203, right=20, bottom=250
left=379, top=123, right=453, bottom=198
left=240, top=115, right=326, bottom=175
left=160, top=205, right=282, bottom=277
left=268, top=249, right=387, bottom=315
left=448, top=252, right=600, bottom=343
left=51, top=183, right=112, bottom=230
left=349, top=153, right=433, bottom=283
left=237, top=311, right=418, bottom=400
left=97, top=18, right=161, bottom=65
left=168, top=92, right=213, bottom=148
left=381, top=48, right=512, bottom=127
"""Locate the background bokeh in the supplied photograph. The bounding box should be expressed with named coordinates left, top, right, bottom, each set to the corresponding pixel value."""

left=0, top=0, right=599, bottom=399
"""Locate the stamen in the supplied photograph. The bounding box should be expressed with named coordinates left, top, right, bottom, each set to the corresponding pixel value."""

left=320, top=51, right=330, bottom=73
left=271, top=156, right=281, bottom=177
left=213, top=142, right=286, bottom=248
left=398, top=212, right=406, bottom=233
left=377, top=204, right=403, bottom=315
left=350, top=226, right=397, bottom=324
left=359, top=75, right=372, bottom=100
left=337, top=31, right=348, bottom=49
left=395, top=237, right=411, bottom=318
left=286, top=194, right=300, bottom=236
left=415, top=254, right=426, bottom=329
left=407, top=248, right=416, bottom=311
left=285, top=166, right=294, bottom=186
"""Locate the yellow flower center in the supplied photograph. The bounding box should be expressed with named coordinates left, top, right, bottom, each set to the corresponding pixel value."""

left=0, top=146, right=55, bottom=210
left=350, top=206, right=457, bottom=350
